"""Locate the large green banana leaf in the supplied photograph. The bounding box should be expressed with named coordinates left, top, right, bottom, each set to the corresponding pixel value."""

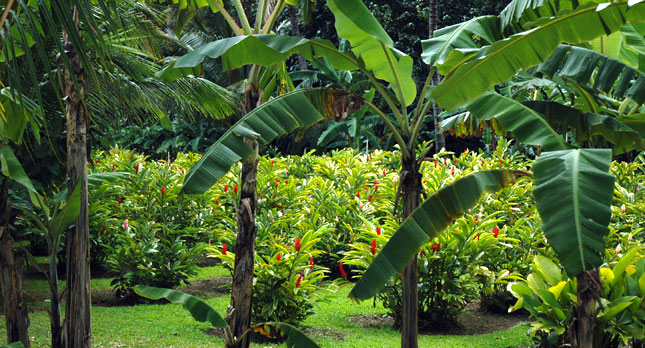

left=523, top=101, right=645, bottom=152
left=538, top=45, right=645, bottom=104
left=134, top=285, right=229, bottom=328
left=532, top=149, right=615, bottom=277
left=499, top=0, right=581, bottom=33
left=463, top=91, right=568, bottom=151
left=181, top=88, right=358, bottom=194
left=349, top=169, right=528, bottom=301
left=432, top=1, right=645, bottom=111
left=157, top=35, right=357, bottom=81
left=135, top=286, right=321, bottom=348
left=620, top=23, right=645, bottom=71
left=327, top=0, right=416, bottom=105
left=421, top=16, right=502, bottom=67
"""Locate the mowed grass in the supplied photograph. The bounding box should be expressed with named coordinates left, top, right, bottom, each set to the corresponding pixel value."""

left=1, top=266, right=532, bottom=347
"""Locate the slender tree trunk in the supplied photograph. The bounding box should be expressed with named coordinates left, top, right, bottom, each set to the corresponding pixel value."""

left=0, top=178, right=30, bottom=347
left=571, top=269, right=599, bottom=348
left=400, top=155, right=421, bottom=348
left=49, top=251, right=62, bottom=348
left=226, top=86, right=260, bottom=348
left=62, top=9, right=92, bottom=348
left=429, top=0, right=444, bottom=153
left=288, top=5, right=308, bottom=70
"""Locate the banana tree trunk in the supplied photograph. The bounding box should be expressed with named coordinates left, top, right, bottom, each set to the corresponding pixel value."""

left=62, top=12, right=92, bottom=348
left=0, top=178, right=30, bottom=348
left=226, top=86, right=260, bottom=348
left=48, top=250, right=62, bottom=348
left=400, top=155, right=421, bottom=348
left=571, top=269, right=599, bottom=348
left=429, top=0, right=444, bottom=153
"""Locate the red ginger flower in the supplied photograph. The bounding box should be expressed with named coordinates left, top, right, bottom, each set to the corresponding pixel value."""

left=276, top=252, right=281, bottom=261
left=123, top=219, right=129, bottom=230
left=224, top=185, right=228, bottom=193
left=295, top=237, right=301, bottom=252
left=376, top=226, right=382, bottom=235
left=296, top=274, right=303, bottom=288
left=368, top=195, right=372, bottom=202
left=492, top=226, right=499, bottom=238
left=222, top=243, right=227, bottom=255
left=431, top=242, right=441, bottom=251
left=161, top=186, right=166, bottom=196
left=356, top=192, right=360, bottom=197
left=370, top=239, right=377, bottom=255
left=339, top=262, right=347, bottom=279
left=309, top=257, right=314, bottom=270
left=233, top=184, right=238, bottom=193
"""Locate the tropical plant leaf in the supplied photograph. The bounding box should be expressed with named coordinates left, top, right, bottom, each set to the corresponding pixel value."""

left=432, top=1, right=645, bottom=110
left=182, top=88, right=359, bottom=194
left=0, top=342, right=25, bottom=348
left=252, top=322, right=321, bottom=348
left=499, top=0, right=578, bottom=33
left=349, top=169, right=529, bottom=301
left=537, top=45, right=645, bottom=104
left=523, top=101, right=645, bottom=153
left=0, top=145, right=36, bottom=192
left=134, top=285, right=228, bottom=328
left=438, top=111, right=487, bottom=137
left=158, top=35, right=357, bottom=81
left=463, top=91, right=568, bottom=151
left=532, top=149, right=615, bottom=277
left=421, top=15, right=502, bottom=67
left=49, top=180, right=81, bottom=240
left=327, top=0, right=416, bottom=105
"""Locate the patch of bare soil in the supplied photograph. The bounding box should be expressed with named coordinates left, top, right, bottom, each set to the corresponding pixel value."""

left=350, top=302, right=530, bottom=336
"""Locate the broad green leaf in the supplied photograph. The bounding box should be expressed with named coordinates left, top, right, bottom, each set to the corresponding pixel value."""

left=327, top=0, right=416, bottom=106
left=421, top=16, right=502, bottom=67
left=612, top=246, right=641, bottom=287
left=182, top=88, right=354, bottom=194
left=433, top=1, right=645, bottom=110
left=349, top=169, right=528, bottom=301
left=0, top=88, right=41, bottom=144
left=532, top=149, right=615, bottom=277
left=523, top=101, right=644, bottom=153
left=50, top=180, right=81, bottom=240
left=463, top=91, right=568, bottom=151
left=134, top=285, right=227, bottom=328
left=499, top=0, right=577, bottom=33
left=598, top=296, right=637, bottom=322
left=253, top=323, right=322, bottom=348
left=0, top=342, right=25, bottom=348
left=159, top=35, right=357, bottom=81
left=439, top=112, right=486, bottom=138
left=0, top=146, right=36, bottom=192
left=533, top=255, right=563, bottom=286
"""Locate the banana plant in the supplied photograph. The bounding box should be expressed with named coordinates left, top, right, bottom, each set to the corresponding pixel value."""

left=134, top=285, right=321, bottom=348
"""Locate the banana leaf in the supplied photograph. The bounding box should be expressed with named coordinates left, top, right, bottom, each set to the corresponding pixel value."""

left=432, top=1, right=645, bottom=111
left=463, top=91, right=568, bottom=151
left=182, top=88, right=361, bottom=194
left=0, top=146, right=36, bottom=192
left=532, top=149, right=615, bottom=277
left=349, top=169, right=529, bottom=301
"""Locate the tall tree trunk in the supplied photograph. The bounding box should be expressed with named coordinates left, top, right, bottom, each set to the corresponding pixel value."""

left=226, top=86, right=259, bottom=348
left=571, top=269, right=599, bottom=348
left=62, top=9, right=92, bottom=348
left=49, top=250, right=63, bottom=348
left=0, top=178, right=30, bottom=347
left=429, top=0, right=444, bottom=153
left=288, top=5, right=308, bottom=70
left=400, top=155, right=421, bottom=348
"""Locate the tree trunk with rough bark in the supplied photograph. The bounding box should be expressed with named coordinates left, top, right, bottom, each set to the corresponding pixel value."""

left=571, top=269, right=599, bottom=348
left=61, top=9, right=92, bottom=348
left=429, top=0, right=444, bottom=153
left=225, top=85, right=259, bottom=348
left=400, top=155, right=421, bottom=348
left=0, top=178, right=30, bottom=348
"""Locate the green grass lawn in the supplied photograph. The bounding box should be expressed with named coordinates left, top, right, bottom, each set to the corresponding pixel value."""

left=2, top=266, right=532, bottom=347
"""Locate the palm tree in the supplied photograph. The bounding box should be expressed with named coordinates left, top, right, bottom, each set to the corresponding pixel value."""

left=0, top=1, right=237, bottom=347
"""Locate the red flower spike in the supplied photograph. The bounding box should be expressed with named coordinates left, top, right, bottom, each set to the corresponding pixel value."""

left=233, top=184, right=238, bottom=193
left=222, top=243, right=227, bottom=255
left=112, top=164, right=116, bottom=171
left=356, top=192, right=360, bottom=197
left=135, top=163, right=140, bottom=174
left=419, top=251, right=424, bottom=258
left=366, top=157, right=370, bottom=162
left=309, top=257, right=314, bottom=270
left=376, top=226, right=382, bottom=235
left=276, top=178, right=280, bottom=183
left=364, top=186, right=368, bottom=190
left=161, top=186, right=166, bottom=196
left=224, top=185, right=228, bottom=193
left=101, top=226, right=107, bottom=234
left=444, top=158, right=447, bottom=165
left=271, top=159, right=274, bottom=166
left=295, top=238, right=301, bottom=252
left=123, top=219, right=129, bottom=230
left=370, top=239, right=377, bottom=255
left=434, top=160, right=437, bottom=168
left=296, top=274, right=303, bottom=288
left=368, top=195, right=372, bottom=202
left=94, top=158, right=98, bottom=164
left=437, top=242, right=441, bottom=250
left=276, top=253, right=281, bottom=261
left=499, top=159, right=503, bottom=165
left=382, top=169, right=386, bottom=175
left=130, top=153, right=134, bottom=159
left=492, top=226, right=499, bottom=238
left=339, top=262, right=347, bottom=280
left=454, top=158, right=458, bottom=164
left=201, top=152, right=204, bottom=156
left=215, top=198, right=220, bottom=206
left=273, top=193, right=277, bottom=199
